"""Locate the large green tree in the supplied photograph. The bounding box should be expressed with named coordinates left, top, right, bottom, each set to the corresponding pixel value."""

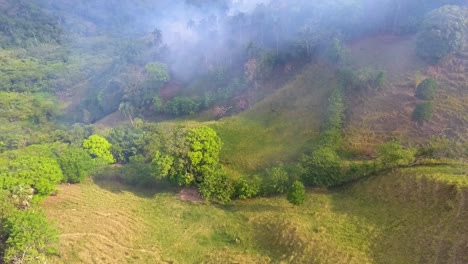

left=417, top=5, right=468, bottom=63
left=185, top=126, right=223, bottom=185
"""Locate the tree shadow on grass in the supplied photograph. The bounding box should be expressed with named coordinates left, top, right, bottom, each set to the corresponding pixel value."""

left=221, top=198, right=288, bottom=214
left=92, top=172, right=177, bottom=199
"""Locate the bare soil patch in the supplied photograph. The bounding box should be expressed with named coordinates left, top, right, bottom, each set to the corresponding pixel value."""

left=179, top=187, right=204, bottom=203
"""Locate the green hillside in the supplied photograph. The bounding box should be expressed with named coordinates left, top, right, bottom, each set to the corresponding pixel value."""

left=0, top=0, right=466, bottom=263
left=43, top=165, right=468, bottom=263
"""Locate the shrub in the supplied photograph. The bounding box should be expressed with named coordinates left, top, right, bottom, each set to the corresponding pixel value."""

left=287, top=181, right=306, bottom=205
left=416, top=5, right=468, bottom=63
left=378, top=141, right=416, bottom=169
left=301, top=147, right=343, bottom=187
left=3, top=210, right=59, bottom=264
left=58, top=147, right=95, bottom=183
left=0, top=155, right=63, bottom=196
left=83, top=135, right=115, bottom=164
left=234, top=175, right=262, bottom=199
left=412, top=101, right=434, bottom=122
left=415, top=78, right=437, bottom=100
left=199, top=171, right=234, bottom=204
left=165, top=96, right=200, bottom=116
left=263, top=165, right=290, bottom=195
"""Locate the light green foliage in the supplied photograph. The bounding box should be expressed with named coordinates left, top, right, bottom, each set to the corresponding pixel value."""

left=4, top=210, right=58, bottom=264
left=0, top=151, right=63, bottom=196
left=263, top=165, right=290, bottom=195
left=58, top=147, right=95, bottom=183
left=287, top=181, right=306, bottom=205
left=301, top=147, right=343, bottom=187
left=412, top=101, right=434, bottom=123
left=377, top=141, right=416, bottom=169
left=417, top=5, right=468, bottom=63
left=185, top=127, right=223, bottom=185
left=415, top=78, right=437, bottom=100
left=0, top=52, right=59, bottom=93
left=151, top=151, right=174, bottom=180
left=145, top=62, right=170, bottom=83
left=83, top=135, right=115, bottom=164
left=234, top=175, right=262, bottom=199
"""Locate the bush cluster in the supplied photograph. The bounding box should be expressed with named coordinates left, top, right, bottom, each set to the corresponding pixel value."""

left=413, top=78, right=437, bottom=123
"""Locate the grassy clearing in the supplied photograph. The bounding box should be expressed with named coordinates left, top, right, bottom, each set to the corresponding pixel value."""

left=43, top=165, right=468, bottom=263
left=212, top=64, right=336, bottom=175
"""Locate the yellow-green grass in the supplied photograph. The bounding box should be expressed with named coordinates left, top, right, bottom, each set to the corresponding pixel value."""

left=211, top=64, right=336, bottom=175
left=43, top=165, right=468, bottom=263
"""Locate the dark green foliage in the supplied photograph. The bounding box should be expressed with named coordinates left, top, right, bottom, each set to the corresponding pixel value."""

left=0, top=1, right=61, bottom=48
left=121, top=155, right=154, bottom=187
left=412, top=101, right=434, bottom=122
left=199, top=171, right=234, bottom=204
left=165, top=97, right=200, bottom=116
left=145, top=126, right=226, bottom=202
left=415, top=79, right=437, bottom=100
left=234, top=175, right=262, bottom=199
left=108, top=126, right=147, bottom=163
left=301, top=147, right=343, bottom=187
left=58, top=147, right=95, bottom=183
left=417, top=5, right=468, bottom=63
left=83, top=135, right=115, bottom=164
left=3, top=210, right=58, bottom=263
left=320, top=88, right=345, bottom=151
left=287, top=181, right=306, bottom=205
left=263, top=165, right=290, bottom=195
left=377, top=141, right=416, bottom=169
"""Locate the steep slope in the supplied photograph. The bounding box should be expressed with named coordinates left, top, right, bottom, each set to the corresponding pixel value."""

left=346, top=165, right=468, bottom=264
left=212, top=63, right=337, bottom=175
left=344, top=35, right=468, bottom=155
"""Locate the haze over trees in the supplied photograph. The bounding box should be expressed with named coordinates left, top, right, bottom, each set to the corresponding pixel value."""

left=0, top=0, right=466, bottom=262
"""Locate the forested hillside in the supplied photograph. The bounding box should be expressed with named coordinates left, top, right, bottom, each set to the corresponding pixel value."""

left=0, top=0, right=466, bottom=263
